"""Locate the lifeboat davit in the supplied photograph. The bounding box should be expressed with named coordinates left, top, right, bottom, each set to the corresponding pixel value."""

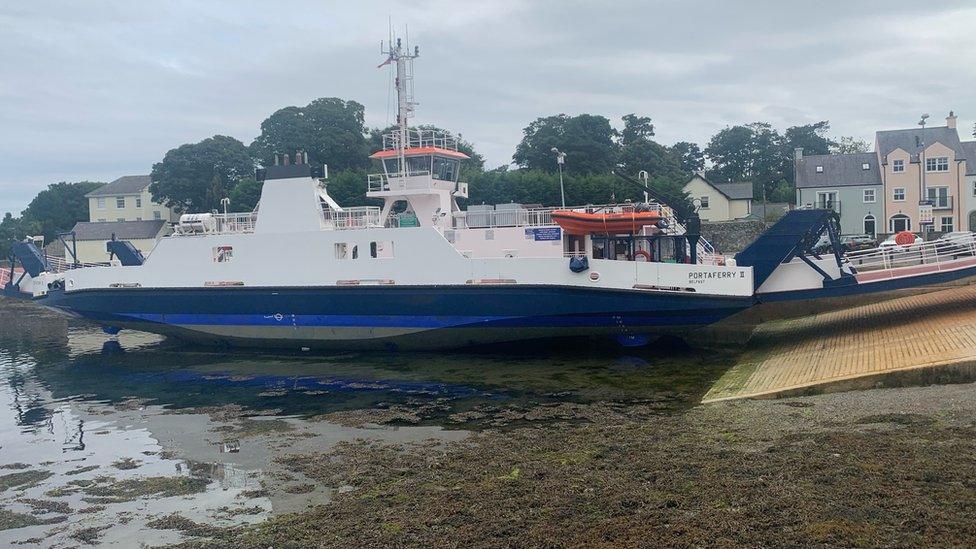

left=551, top=210, right=663, bottom=235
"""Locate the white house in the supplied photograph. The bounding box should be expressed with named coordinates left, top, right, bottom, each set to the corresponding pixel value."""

left=85, top=175, right=178, bottom=223
left=683, top=174, right=754, bottom=221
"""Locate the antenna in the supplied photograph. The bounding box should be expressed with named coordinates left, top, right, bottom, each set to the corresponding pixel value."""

left=379, top=27, right=420, bottom=178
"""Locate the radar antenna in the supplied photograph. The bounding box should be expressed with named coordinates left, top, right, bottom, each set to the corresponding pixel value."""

left=379, top=30, right=420, bottom=178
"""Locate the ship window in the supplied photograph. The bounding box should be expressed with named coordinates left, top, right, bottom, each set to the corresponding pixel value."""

left=213, top=246, right=233, bottom=263
left=370, top=241, right=394, bottom=258
left=432, top=157, right=460, bottom=182
left=406, top=156, right=429, bottom=175
left=335, top=243, right=349, bottom=259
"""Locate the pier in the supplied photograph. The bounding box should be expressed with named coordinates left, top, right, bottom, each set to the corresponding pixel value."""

left=704, top=285, right=976, bottom=402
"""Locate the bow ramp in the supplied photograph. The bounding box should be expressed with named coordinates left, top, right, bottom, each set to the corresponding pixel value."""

left=734, top=209, right=849, bottom=291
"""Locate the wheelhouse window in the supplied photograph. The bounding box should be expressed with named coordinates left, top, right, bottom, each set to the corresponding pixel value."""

left=432, top=156, right=460, bottom=182
left=893, top=188, right=906, bottom=201
left=926, top=156, right=949, bottom=172
left=892, top=159, right=905, bottom=173
left=863, top=188, right=876, bottom=203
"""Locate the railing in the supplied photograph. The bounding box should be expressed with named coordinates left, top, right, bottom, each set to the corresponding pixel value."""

left=381, top=129, right=459, bottom=152
left=845, top=233, right=976, bottom=272
left=367, top=170, right=434, bottom=193
left=174, top=212, right=257, bottom=236
left=813, top=200, right=841, bottom=214
left=327, top=206, right=383, bottom=230
left=455, top=208, right=556, bottom=229
left=927, top=196, right=953, bottom=210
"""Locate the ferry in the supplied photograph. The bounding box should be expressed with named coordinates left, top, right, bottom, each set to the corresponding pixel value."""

left=5, top=37, right=976, bottom=350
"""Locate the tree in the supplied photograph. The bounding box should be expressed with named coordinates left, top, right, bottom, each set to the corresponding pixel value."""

left=150, top=135, right=254, bottom=213
left=20, top=181, right=104, bottom=244
left=782, top=121, right=834, bottom=158
left=0, top=212, right=23, bottom=259
left=513, top=114, right=617, bottom=174
left=620, top=114, right=654, bottom=144
left=705, top=122, right=785, bottom=201
left=251, top=98, right=369, bottom=172
left=831, top=136, right=870, bottom=155
left=670, top=141, right=705, bottom=173
left=227, top=177, right=262, bottom=212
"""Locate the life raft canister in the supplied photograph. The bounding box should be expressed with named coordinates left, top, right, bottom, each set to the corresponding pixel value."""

left=894, top=231, right=916, bottom=246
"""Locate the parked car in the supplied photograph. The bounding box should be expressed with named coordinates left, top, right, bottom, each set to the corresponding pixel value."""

left=935, top=231, right=976, bottom=258
left=840, top=234, right=876, bottom=252
left=878, top=233, right=922, bottom=251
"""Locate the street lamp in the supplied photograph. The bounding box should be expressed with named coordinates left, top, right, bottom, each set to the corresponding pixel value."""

left=551, top=147, right=566, bottom=208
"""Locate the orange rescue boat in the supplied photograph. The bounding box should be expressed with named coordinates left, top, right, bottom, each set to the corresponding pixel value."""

left=552, top=210, right=663, bottom=235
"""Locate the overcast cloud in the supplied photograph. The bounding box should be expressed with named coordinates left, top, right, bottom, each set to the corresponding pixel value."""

left=1, top=0, right=975, bottom=215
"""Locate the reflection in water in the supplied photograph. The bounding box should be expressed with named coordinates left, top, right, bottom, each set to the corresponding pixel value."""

left=0, top=299, right=732, bottom=547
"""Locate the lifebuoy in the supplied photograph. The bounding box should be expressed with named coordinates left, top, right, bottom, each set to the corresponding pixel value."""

left=894, top=231, right=915, bottom=246
left=634, top=250, right=651, bottom=262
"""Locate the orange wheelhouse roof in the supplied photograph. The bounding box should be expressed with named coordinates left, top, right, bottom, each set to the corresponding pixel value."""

left=369, top=146, right=471, bottom=160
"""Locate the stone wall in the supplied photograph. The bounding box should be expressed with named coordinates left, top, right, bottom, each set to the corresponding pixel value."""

left=701, top=219, right=769, bottom=255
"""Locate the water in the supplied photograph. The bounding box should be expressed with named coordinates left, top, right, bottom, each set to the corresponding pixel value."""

left=0, top=299, right=731, bottom=547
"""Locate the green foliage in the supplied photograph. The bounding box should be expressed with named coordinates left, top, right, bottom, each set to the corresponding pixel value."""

left=831, top=136, right=870, bottom=155
left=620, top=114, right=655, bottom=144
left=706, top=121, right=833, bottom=203
left=513, top=114, right=618, bottom=174
left=0, top=213, right=23, bottom=259
left=465, top=169, right=692, bottom=216
left=251, top=97, right=369, bottom=172
left=227, top=177, right=263, bottom=212
left=149, top=135, right=254, bottom=213
left=324, top=170, right=373, bottom=207
left=19, top=181, right=103, bottom=245
left=670, top=141, right=705, bottom=173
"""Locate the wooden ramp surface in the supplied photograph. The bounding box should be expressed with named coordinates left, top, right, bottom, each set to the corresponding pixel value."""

left=703, top=285, right=976, bottom=402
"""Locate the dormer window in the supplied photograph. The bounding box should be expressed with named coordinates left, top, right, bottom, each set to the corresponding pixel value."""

left=893, top=159, right=905, bottom=172
left=861, top=163, right=870, bottom=170
left=815, top=166, right=824, bottom=173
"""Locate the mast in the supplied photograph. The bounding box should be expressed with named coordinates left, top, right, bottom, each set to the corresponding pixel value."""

left=380, top=34, right=419, bottom=178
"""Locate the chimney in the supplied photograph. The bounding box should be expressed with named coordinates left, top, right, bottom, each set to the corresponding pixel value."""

left=947, top=110, right=957, bottom=129
left=794, top=147, right=804, bottom=161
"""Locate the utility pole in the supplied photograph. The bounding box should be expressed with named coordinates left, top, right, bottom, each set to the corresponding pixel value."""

left=552, top=148, right=567, bottom=208
left=638, top=170, right=649, bottom=204
left=918, top=114, right=930, bottom=235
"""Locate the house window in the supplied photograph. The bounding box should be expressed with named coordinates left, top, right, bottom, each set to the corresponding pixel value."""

left=863, top=215, right=876, bottom=237
left=213, top=246, right=233, bottom=263
left=97, top=198, right=106, bottom=209
left=893, top=159, right=905, bottom=173
left=926, top=156, right=949, bottom=172
left=861, top=163, right=870, bottom=170
left=889, top=214, right=911, bottom=233
left=863, top=188, right=876, bottom=203
left=135, top=197, right=142, bottom=208
left=700, top=196, right=710, bottom=209
left=97, top=218, right=106, bottom=222
left=815, top=166, right=824, bottom=173
left=116, top=197, right=125, bottom=208
left=893, top=188, right=906, bottom=201
left=941, top=216, right=954, bottom=233
left=816, top=191, right=838, bottom=210
left=136, top=217, right=142, bottom=221
left=116, top=218, right=124, bottom=222
left=153, top=211, right=161, bottom=220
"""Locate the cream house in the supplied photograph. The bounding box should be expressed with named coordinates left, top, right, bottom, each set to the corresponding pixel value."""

left=65, top=220, right=170, bottom=264
left=85, top=175, right=178, bottom=223
left=683, top=174, right=754, bottom=221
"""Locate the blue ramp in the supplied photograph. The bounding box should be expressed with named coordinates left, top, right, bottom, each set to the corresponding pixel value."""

left=106, top=240, right=145, bottom=266
left=734, top=209, right=840, bottom=290
left=11, top=241, right=49, bottom=277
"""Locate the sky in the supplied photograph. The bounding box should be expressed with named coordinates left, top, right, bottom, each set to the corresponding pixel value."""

left=2, top=0, right=975, bottom=215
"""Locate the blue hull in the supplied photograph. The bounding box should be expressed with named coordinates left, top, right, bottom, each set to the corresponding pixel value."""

left=39, top=285, right=753, bottom=350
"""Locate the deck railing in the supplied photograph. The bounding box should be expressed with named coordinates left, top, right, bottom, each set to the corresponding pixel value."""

left=845, top=234, right=976, bottom=272
left=327, top=206, right=384, bottom=230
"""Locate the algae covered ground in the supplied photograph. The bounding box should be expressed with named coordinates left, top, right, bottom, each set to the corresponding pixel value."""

left=172, top=382, right=976, bottom=548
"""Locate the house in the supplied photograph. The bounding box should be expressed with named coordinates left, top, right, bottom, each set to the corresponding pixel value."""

left=795, top=151, right=883, bottom=236
left=85, top=175, right=179, bottom=223
left=65, top=220, right=171, bottom=264
left=796, top=111, right=976, bottom=237
left=683, top=174, right=754, bottom=221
